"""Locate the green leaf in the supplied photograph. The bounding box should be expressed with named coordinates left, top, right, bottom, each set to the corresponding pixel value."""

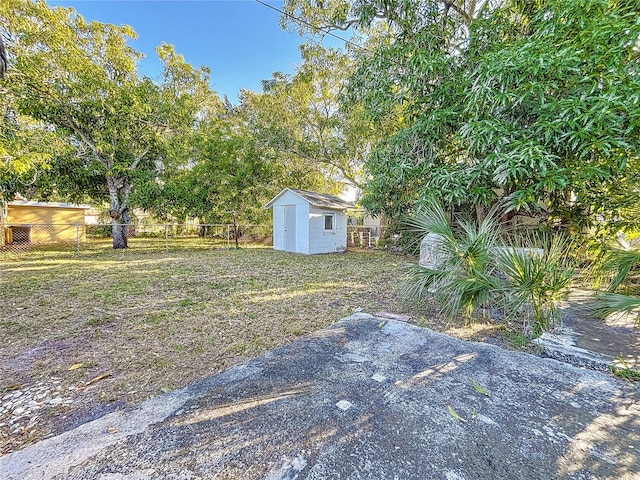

left=448, top=405, right=467, bottom=423
left=473, top=381, right=490, bottom=396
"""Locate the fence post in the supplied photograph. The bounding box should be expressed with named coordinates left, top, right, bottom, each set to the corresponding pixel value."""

left=76, top=223, right=80, bottom=256
left=226, top=225, right=230, bottom=249
left=165, top=224, right=169, bottom=253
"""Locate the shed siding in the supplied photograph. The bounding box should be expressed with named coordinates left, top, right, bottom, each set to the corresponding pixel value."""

left=268, top=189, right=349, bottom=255
left=308, top=206, right=347, bottom=254
left=296, top=203, right=310, bottom=254
left=7, top=205, right=85, bottom=243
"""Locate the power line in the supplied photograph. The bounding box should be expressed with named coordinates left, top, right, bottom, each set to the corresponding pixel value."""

left=253, top=0, right=417, bottom=73
left=253, top=0, right=367, bottom=54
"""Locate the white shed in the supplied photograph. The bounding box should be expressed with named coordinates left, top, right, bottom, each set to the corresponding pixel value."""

left=265, top=188, right=353, bottom=255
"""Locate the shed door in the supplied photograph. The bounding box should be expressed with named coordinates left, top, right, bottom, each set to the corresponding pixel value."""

left=284, top=205, right=296, bottom=252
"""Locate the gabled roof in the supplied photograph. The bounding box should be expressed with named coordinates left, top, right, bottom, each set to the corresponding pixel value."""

left=264, top=188, right=354, bottom=210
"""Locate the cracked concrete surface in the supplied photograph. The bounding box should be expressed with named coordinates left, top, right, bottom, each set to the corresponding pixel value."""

left=1, top=313, right=638, bottom=480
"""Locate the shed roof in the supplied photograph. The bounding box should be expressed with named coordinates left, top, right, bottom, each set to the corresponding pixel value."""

left=264, top=188, right=354, bottom=210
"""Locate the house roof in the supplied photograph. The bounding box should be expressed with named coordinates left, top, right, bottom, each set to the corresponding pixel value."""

left=8, top=199, right=93, bottom=210
left=264, top=188, right=354, bottom=210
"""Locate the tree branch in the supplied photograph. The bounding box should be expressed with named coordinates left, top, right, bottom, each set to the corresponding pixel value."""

left=441, top=1, right=473, bottom=24
left=130, top=146, right=151, bottom=170
left=0, top=35, right=7, bottom=79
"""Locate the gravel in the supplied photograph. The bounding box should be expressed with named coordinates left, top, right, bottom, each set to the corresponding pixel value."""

left=1, top=379, right=75, bottom=439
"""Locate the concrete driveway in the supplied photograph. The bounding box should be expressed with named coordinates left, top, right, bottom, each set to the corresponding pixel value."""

left=1, top=313, right=639, bottom=479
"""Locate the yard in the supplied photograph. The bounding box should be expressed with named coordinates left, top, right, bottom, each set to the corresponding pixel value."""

left=0, top=246, right=512, bottom=453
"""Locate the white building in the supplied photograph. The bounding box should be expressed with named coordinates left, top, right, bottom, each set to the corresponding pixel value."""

left=265, top=188, right=353, bottom=255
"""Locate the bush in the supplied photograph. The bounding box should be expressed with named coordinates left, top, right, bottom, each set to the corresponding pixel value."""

left=494, top=235, right=574, bottom=335
left=402, top=199, right=503, bottom=320
left=402, top=200, right=574, bottom=335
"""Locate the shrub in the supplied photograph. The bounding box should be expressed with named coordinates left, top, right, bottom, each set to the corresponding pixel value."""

left=402, top=200, right=574, bottom=335
left=402, top=199, right=503, bottom=320
left=494, top=235, right=574, bottom=336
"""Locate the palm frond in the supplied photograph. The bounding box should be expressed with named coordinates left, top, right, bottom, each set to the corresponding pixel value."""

left=401, top=263, right=452, bottom=304
left=493, top=233, right=574, bottom=333
left=592, top=292, right=640, bottom=326
left=403, top=200, right=505, bottom=319
left=404, top=198, right=455, bottom=243
left=602, top=248, right=640, bottom=292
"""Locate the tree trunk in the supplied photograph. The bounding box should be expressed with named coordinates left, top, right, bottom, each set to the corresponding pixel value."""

left=108, top=176, right=132, bottom=249
left=122, top=208, right=131, bottom=246
left=232, top=210, right=239, bottom=249
left=0, top=36, right=7, bottom=79
left=475, top=203, right=487, bottom=225
left=111, top=216, right=127, bottom=249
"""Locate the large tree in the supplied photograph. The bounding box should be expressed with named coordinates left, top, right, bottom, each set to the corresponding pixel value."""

left=286, top=0, right=640, bottom=232
left=458, top=0, right=640, bottom=231
left=282, top=0, right=499, bottom=34
left=135, top=97, right=333, bottom=226
left=281, top=0, right=500, bottom=217
left=1, top=1, right=209, bottom=248
left=0, top=107, right=70, bottom=203
left=243, top=44, right=377, bottom=192
left=0, top=21, right=62, bottom=203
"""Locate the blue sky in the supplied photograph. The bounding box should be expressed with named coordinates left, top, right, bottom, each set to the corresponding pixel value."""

left=48, top=0, right=344, bottom=102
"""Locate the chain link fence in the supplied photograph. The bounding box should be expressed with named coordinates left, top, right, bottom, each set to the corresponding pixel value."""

left=0, top=223, right=272, bottom=259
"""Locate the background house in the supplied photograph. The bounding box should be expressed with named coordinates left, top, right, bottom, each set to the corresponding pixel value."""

left=265, top=188, right=353, bottom=255
left=2, top=199, right=92, bottom=246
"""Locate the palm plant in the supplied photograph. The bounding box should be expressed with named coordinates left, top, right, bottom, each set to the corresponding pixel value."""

left=494, top=234, right=574, bottom=335
left=593, top=292, right=640, bottom=325
left=403, top=200, right=575, bottom=335
left=402, top=200, right=502, bottom=320
left=592, top=244, right=640, bottom=326
left=600, top=247, right=640, bottom=293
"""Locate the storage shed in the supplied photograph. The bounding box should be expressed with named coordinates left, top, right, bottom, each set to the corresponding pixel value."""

left=265, top=188, right=353, bottom=255
left=2, top=199, right=92, bottom=246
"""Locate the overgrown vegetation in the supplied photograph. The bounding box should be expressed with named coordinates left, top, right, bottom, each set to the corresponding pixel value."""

left=402, top=200, right=574, bottom=336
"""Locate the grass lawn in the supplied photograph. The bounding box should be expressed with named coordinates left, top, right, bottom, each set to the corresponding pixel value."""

left=0, top=246, right=511, bottom=453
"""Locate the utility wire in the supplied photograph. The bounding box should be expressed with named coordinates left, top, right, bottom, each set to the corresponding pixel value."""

left=253, top=0, right=417, bottom=73
left=253, top=0, right=367, bottom=54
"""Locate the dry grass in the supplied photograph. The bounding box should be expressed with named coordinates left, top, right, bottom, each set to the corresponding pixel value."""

left=0, top=246, right=515, bottom=453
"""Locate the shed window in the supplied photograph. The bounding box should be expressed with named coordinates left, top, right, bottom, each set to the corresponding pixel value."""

left=324, top=214, right=334, bottom=231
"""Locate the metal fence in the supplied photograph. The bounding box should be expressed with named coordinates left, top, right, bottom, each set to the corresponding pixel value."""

left=0, top=223, right=272, bottom=259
